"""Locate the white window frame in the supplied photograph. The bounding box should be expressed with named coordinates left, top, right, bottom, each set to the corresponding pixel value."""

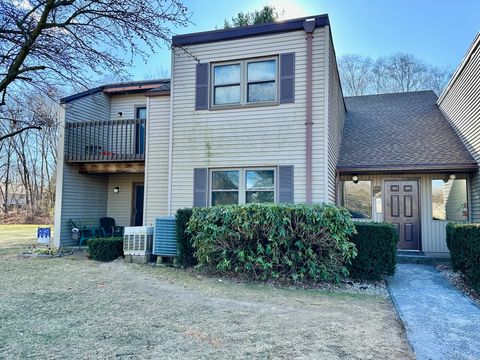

left=209, top=167, right=277, bottom=206
left=210, top=56, right=279, bottom=109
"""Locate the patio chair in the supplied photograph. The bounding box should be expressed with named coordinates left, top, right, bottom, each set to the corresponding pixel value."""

left=69, top=219, right=99, bottom=247
left=99, top=217, right=124, bottom=237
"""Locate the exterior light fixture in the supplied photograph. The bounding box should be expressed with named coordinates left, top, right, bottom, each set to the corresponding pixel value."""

left=113, top=186, right=120, bottom=193
left=118, top=111, right=123, bottom=116
left=352, top=175, right=359, bottom=184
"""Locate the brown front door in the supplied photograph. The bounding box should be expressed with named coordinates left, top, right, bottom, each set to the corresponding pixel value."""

left=384, top=180, right=420, bottom=250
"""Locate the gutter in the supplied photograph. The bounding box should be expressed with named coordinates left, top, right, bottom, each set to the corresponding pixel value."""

left=304, top=19, right=316, bottom=204
left=167, top=49, right=175, bottom=216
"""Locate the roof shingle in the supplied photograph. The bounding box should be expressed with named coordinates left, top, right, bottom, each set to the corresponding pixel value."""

left=338, top=91, right=477, bottom=172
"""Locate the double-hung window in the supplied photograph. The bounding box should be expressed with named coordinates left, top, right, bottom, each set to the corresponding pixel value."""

left=210, top=168, right=275, bottom=205
left=212, top=57, right=278, bottom=107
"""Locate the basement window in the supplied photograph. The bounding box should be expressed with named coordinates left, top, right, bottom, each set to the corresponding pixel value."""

left=340, top=181, right=372, bottom=219
left=432, top=179, right=468, bottom=221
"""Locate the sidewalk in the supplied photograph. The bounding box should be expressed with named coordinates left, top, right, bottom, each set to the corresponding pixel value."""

left=387, top=264, right=480, bottom=360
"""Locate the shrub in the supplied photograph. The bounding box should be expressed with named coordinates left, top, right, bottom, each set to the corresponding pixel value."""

left=176, top=208, right=197, bottom=267
left=187, top=203, right=357, bottom=282
left=446, top=223, right=480, bottom=290
left=87, top=237, right=123, bottom=262
left=348, top=222, right=397, bottom=280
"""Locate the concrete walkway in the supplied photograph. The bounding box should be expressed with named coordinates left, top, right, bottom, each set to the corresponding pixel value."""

left=387, top=264, right=480, bottom=360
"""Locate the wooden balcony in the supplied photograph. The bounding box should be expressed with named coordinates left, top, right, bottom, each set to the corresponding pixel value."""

left=64, top=119, right=146, bottom=163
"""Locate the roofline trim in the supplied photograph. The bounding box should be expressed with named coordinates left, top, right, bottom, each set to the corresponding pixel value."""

left=144, top=91, right=170, bottom=97
left=172, top=14, right=329, bottom=46
left=337, top=163, right=478, bottom=173
left=60, top=79, right=171, bottom=104
left=437, top=32, right=480, bottom=104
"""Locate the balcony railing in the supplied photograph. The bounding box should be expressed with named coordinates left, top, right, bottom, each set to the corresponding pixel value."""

left=64, top=119, right=146, bottom=162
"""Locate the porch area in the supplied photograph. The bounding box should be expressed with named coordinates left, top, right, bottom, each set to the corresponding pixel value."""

left=55, top=169, right=145, bottom=247
left=338, top=172, right=471, bottom=256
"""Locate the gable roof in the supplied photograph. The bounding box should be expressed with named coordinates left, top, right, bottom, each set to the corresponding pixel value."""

left=337, top=91, right=477, bottom=173
left=172, top=14, right=329, bottom=47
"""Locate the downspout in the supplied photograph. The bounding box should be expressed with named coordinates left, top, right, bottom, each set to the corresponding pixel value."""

left=167, top=48, right=175, bottom=216
left=304, top=19, right=316, bottom=204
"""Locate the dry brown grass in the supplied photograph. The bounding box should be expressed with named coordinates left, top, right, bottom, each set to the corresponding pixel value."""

left=0, top=233, right=414, bottom=359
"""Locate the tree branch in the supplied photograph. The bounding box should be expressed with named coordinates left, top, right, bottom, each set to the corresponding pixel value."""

left=0, top=126, right=42, bottom=143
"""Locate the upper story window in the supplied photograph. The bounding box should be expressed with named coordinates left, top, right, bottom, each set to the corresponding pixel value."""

left=212, top=57, right=278, bottom=107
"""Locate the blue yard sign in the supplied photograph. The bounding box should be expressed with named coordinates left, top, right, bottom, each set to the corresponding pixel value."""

left=37, top=227, right=51, bottom=244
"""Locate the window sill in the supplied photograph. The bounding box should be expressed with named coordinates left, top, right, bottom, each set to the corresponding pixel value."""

left=208, top=101, right=280, bottom=111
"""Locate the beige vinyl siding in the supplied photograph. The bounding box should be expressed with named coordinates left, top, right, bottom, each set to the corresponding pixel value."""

left=110, top=94, right=147, bottom=120
left=170, top=28, right=327, bottom=211
left=338, top=173, right=470, bottom=254
left=59, top=165, right=108, bottom=246
left=144, top=96, right=170, bottom=225
left=326, top=28, right=346, bottom=203
left=438, top=34, right=480, bottom=221
left=57, top=93, right=111, bottom=246
left=109, top=94, right=147, bottom=155
left=64, top=92, right=111, bottom=122
left=107, top=173, right=145, bottom=226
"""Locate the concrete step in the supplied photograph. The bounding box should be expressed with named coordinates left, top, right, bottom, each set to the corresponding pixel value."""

left=397, top=251, right=450, bottom=265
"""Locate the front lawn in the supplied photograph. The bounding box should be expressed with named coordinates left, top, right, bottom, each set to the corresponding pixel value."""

left=0, top=237, right=414, bottom=359
left=0, top=224, right=51, bottom=251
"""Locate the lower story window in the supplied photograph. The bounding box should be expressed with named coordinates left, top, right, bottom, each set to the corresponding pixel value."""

left=339, top=180, right=372, bottom=218
left=432, top=178, right=468, bottom=221
left=210, top=168, right=275, bottom=205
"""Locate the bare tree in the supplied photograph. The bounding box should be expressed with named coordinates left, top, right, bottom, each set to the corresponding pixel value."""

left=143, top=66, right=170, bottom=80
left=338, top=55, right=373, bottom=96
left=339, top=52, right=452, bottom=96
left=0, top=89, right=59, bottom=221
left=0, top=0, right=189, bottom=142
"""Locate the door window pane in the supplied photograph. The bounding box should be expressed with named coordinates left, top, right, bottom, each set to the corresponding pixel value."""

left=246, top=191, right=274, bottom=203
left=432, top=179, right=468, bottom=221
left=136, top=107, right=146, bottom=120
left=247, top=60, right=276, bottom=82
left=212, top=191, right=239, bottom=206
left=212, top=171, right=239, bottom=190
left=246, top=170, right=274, bottom=189
left=340, top=181, right=372, bottom=218
left=214, top=64, right=240, bottom=85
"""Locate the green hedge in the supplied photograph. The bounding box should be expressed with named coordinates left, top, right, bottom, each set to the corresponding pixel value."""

left=176, top=208, right=197, bottom=267
left=348, top=222, right=397, bottom=280
left=87, top=237, right=123, bottom=262
left=446, top=223, right=480, bottom=290
left=187, top=203, right=357, bottom=282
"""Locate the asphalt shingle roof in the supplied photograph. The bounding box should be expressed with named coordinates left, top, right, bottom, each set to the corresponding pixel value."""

left=337, top=91, right=477, bottom=172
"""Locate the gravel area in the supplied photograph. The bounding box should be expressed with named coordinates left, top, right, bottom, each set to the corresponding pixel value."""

left=437, top=264, right=480, bottom=307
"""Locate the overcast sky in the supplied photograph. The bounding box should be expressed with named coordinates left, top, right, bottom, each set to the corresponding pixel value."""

left=126, top=0, right=479, bottom=79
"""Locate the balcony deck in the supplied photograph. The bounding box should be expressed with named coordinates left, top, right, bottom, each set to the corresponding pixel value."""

left=64, top=119, right=146, bottom=163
